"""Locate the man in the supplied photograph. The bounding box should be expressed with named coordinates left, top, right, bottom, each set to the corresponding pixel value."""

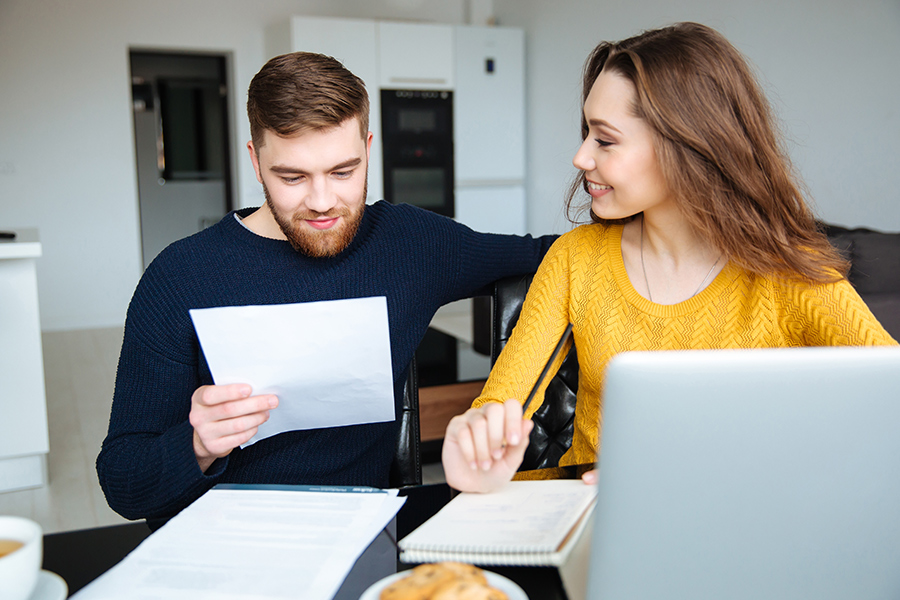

left=97, top=52, right=555, bottom=528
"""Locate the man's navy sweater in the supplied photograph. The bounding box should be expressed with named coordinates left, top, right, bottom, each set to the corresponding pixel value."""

left=97, top=201, right=555, bottom=525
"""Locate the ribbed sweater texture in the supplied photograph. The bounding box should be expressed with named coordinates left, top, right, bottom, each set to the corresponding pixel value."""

left=98, top=201, right=554, bottom=525
left=474, top=224, right=898, bottom=466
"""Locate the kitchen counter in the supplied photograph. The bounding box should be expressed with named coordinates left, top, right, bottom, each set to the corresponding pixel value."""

left=0, top=228, right=42, bottom=259
left=0, top=227, right=49, bottom=492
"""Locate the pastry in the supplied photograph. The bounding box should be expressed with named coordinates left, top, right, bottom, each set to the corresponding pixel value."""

left=434, top=562, right=488, bottom=584
left=379, top=562, right=506, bottom=600
left=379, top=563, right=456, bottom=600
left=431, top=579, right=509, bottom=600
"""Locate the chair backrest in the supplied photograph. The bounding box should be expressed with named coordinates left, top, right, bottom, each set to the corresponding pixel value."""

left=492, top=274, right=579, bottom=471
left=389, top=356, right=422, bottom=487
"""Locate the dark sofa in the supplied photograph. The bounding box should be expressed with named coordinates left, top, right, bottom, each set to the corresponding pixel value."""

left=821, top=223, right=900, bottom=340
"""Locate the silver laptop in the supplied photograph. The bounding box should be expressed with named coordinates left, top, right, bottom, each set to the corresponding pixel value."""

left=587, top=346, right=900, bottom=600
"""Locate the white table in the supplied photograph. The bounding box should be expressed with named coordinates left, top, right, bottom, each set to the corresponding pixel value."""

left=0, top=228, right=49, bottom=492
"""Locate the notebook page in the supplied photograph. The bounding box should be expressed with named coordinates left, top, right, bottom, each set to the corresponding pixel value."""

left=399, top=480, right=597, bottom=556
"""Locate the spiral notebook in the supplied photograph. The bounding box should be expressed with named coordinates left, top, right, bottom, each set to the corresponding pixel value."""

left=398, top=479, right=597, bottom=567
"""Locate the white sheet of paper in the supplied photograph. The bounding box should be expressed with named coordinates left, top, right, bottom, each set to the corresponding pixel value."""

left=71, top=486, right=406, bottom=600
left=189, top=297, right=395, bottom=446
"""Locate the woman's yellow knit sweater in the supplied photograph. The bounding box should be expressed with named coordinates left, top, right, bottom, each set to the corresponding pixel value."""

left=473, top=224, right=898, bottom=467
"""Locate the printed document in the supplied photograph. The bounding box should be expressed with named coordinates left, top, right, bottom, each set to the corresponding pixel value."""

left=72, top=485, right=406, bottom=600
left=189, top=296, right=395, bottom=446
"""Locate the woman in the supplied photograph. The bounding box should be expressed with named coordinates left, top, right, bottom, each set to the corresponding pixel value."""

left=442, top=22, right=898, bottom=493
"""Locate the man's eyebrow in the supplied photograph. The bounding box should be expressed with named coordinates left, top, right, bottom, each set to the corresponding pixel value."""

left=587, top=118, right=622, bottom=134
left=268, top=157, right=362, bottom=175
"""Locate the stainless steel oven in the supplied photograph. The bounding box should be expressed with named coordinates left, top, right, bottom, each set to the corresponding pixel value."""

left=380, top=89, right=454, bottom=218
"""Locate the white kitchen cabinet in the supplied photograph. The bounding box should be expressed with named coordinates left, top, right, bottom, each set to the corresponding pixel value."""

left=267, top=17, right=527, bottom=231
left=266, top=16, right=383, bottom=204
left=377, top=22, right=454, bottom=90
left=0, top=229, right=49, bottom=492
left=453, top=25, right=525, bottom=184
left=455, top=185, right=526, bottom=235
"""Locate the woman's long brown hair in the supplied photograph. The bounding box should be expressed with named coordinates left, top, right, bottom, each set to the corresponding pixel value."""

left=566, top=22, right=848, bottom=282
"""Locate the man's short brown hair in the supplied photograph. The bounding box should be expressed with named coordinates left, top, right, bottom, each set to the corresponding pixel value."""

left=247, top=52, right=369, bottom=150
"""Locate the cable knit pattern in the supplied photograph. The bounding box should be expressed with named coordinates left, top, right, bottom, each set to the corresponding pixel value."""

left=474, top=223, right=898, bottom=467
left=97, top=201, right=555, bottom=526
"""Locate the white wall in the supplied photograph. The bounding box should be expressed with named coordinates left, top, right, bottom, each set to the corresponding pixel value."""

left=494, top=0, right=900, bottom=236
left=3, top=0, right=898, bottom=331
left=0, top=0, right=471, bottom=331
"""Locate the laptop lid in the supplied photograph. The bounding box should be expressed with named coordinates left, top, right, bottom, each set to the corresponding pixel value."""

left=586, top=346, right=900, bottom=600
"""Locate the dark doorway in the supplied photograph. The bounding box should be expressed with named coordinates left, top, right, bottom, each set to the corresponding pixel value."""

left=130, top=51, right=233, bottom=269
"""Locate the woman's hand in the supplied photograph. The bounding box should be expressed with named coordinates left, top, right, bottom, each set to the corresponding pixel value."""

left=441, top=399, right=533, bottom=493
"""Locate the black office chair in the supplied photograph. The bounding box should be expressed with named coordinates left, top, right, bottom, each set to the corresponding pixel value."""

left=389, top=356, right=422, bottom=487
left=492, top=274, right=579, bottom=471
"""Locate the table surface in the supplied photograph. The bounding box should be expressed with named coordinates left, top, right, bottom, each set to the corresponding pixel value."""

left=42, top=482, right=569, bottom=599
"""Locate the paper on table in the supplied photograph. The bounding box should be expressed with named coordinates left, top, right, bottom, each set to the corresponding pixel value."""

left=72, top=486, right=406, bottom=600
left=189, top=297, right=395, bottom=446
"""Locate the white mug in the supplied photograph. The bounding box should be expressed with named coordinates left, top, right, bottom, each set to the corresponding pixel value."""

left=0, top=516, right=42, bottom=600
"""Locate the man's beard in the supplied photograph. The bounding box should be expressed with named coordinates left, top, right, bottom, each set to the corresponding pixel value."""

left=262, top=181, right=366, bottom=258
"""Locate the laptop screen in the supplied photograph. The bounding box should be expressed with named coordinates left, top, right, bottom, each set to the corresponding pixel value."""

left=586, top=346, right=900, bottom=600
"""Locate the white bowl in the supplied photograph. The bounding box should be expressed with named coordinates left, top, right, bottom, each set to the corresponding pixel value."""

left=0, top=516, right=42, bottom=600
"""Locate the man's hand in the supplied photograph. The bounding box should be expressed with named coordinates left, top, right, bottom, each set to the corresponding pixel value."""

left=441, top=399, right=533, bottom=493
left=189, top=384, right=278, bottom=472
